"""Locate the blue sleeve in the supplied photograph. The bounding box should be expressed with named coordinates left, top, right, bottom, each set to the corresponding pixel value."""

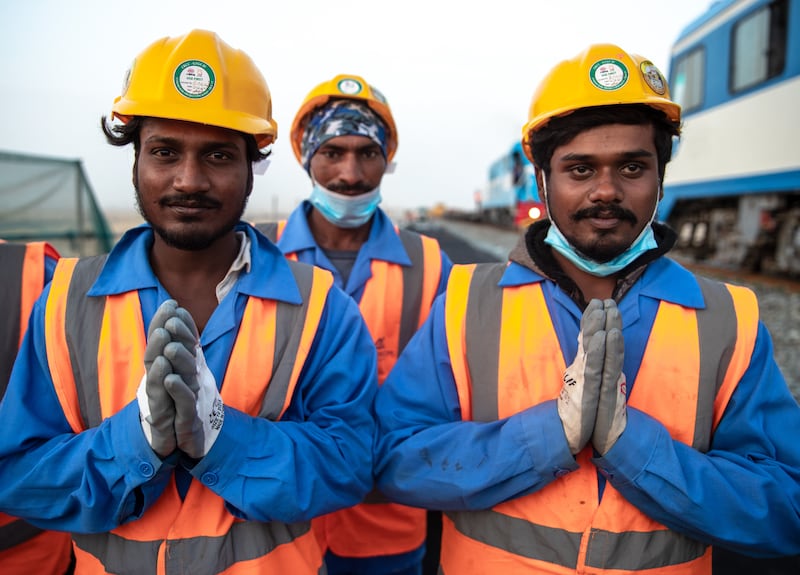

left=374, top=295, right=577, bottom=511
left=43, top=254, right=58, bottom=284
left=595, top=323, right=800, bottom=557
left=190, top=286, right=377, bottom=523
left=0, top=289, right=175, bottom=532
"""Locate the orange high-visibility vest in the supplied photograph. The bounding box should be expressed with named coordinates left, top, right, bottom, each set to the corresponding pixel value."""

left=0, top=241, right=72, bottom=575
left=44, top=254, right=334, bottom=575
left=257, top=221, right=444, bottom=559
left=441, top=263, right=759, bottom=574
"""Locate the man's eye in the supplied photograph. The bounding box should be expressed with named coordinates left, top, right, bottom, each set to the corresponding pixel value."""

left=570, top=165, right=591, bottom=176
left=622, top=163, right=643, bottom=175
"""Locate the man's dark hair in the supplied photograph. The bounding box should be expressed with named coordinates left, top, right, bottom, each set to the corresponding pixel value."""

left=529, top=104, right=681, bottom=182
left=100, top=115, right=270, bottom=194
left=100, top=115, right=270, bottom=164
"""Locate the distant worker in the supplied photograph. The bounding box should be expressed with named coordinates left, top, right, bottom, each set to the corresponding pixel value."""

left=0, top=30, right=377, bottom=574
left=373, top=43, right=800, bottom=573
left=257, top=73, right=453, bottom=575
left=0, top=240, right=72, bottom=575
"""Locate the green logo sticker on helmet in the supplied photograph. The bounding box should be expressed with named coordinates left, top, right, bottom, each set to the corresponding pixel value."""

left=337, top=78, right=363, bottom=96
left=590, top=59, right=629, bottom=91
left=639, top=60, right=667, bottom=95
left=174, top=60, right=216, bottom=99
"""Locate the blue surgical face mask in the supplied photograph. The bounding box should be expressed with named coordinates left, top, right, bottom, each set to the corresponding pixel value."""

left=309, top=182, right=382, bottom=228
left=541, top=176, right=659, bottom=277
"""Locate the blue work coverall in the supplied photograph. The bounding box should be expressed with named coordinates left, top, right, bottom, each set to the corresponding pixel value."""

left=0, top=223, right=377, bottom=533
left=374, top=257, right=800, bottom=558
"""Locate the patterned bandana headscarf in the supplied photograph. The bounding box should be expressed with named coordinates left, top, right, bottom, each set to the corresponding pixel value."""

left=300, top=99, right=388, bottom=172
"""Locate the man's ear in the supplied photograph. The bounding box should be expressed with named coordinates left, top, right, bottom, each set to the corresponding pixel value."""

left=534, top=167, right=545, bottom=199
left=132, top=156, right=139, bottom=190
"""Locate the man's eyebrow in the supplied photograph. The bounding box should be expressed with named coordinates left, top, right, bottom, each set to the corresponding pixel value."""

left=141, top=135, right=241, bottom=151
left=558, top=149, right=655, bottom=162
left=319, top=141, right=382, bottom=151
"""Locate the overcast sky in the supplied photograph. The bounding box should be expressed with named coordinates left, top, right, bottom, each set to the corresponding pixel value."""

left=0, top=0, right=709, bottom=219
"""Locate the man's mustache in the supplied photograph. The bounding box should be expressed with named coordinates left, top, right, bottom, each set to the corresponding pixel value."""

left=572, top=204, right=637, bottom=224
left=326, top=182, right=373, bottom=195
left=159, top=194, right=222, bottom=209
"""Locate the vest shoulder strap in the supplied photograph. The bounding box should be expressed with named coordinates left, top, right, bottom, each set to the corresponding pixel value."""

left=255, top=221, right=280, bottom=242
left=45, top=255, right=108, bottom=431
left=258, top=259, right=333, bottom=420
left=446, top=262, right=507, bottom=421
left=396, top=228, right=443, bottom=350
left=0, top=243, right=28, bottom=393
left=694, top=276, right=759, bottom=442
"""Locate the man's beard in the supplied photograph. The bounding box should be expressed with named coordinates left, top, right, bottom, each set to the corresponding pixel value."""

left=135, top=188, right=249, bottom=251
left=565, top=203, right=639, bottom=263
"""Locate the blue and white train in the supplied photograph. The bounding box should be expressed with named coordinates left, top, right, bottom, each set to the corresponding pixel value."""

left=479, top=141, right=546, bottom=229
left=661, top=0, right=800, bottom=275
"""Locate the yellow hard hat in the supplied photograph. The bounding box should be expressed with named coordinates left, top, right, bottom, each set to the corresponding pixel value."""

left=112, top=29, right=277, bottom=149
left=522, top=43, right=680, bottom=161
left=290, top=74, right=398, bottom=164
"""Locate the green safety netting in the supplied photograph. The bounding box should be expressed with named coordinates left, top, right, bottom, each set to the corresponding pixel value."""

left=0, top=150, right=113, bottom=256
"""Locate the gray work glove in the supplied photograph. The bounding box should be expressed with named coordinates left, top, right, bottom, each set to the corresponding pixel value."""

left=136, top=300, right=180, bottom=457
left=161, top=307, right=224, bottom=460
left=591, top=300, right=627, bottom=456
left=558, top=299, right=607, bottom=455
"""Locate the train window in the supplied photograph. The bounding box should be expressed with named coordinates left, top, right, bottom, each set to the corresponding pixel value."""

left=692, top=221, right=708, bottom=248
left=730, top=0, right=788, bottom=93
left=670, top=47, right=704, bottom=113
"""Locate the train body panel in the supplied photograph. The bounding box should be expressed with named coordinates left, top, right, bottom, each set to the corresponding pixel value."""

left=662, top=0, right=800, bottom=275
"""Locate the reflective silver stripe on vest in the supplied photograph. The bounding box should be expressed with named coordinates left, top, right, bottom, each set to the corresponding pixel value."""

left=254, top=222, right=278, bottom=242
left=65, top=255, right=108, bottom=428
left=692, top=277, right=738, bottom=452
left=451, top=269, right=737, bottom=569
left=260, top=259, right=315, bottom=420
left=464, top=263, right=506, bottom=422
left=444, top=508, right=582, bottom=568
left=585, top=527, right=707, bottom=569
left=0, top=517, right=44, bottom=551
left=0, top=243, right=27, bottom=394
left=397, top=229, right=430, bottom=352
left=72, top=520, right=317, bottom=575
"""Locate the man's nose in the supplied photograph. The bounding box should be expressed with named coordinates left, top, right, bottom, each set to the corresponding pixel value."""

left=173, top=157, right=211, bottom=192
left=337, top=155, right=366, bottom=186
left=589, top=168, right=622, bottom=202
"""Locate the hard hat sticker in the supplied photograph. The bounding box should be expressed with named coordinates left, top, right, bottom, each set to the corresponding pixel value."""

left=590, top=59, right=629, bottom=91
left=337, top=78, right=363, bottom=95
left=639, top=61, right=667, bottom=95
left=371, top=85, right=388, bottom=104
left=174, top=60, right=216, bottom=99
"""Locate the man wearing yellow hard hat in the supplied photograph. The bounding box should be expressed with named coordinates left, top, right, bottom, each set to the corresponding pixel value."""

left=373, top=43, right=800, bottom=573
left=0, top=30, right=378, bottom=574
left=257, top=74, right=453, bottom=575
